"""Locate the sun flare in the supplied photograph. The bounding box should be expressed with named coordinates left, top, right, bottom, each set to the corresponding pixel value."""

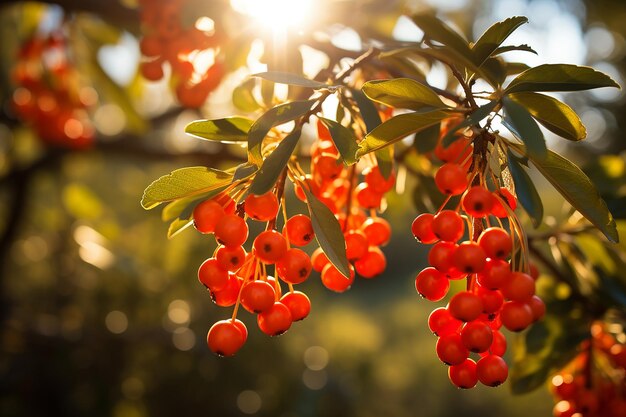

left=230, top=0, right=314, bottom=32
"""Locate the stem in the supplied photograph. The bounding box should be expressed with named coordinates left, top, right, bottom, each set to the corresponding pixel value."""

left=342, top=165, right=358, bottom=232
left=266, top=167, right=289, bottom=231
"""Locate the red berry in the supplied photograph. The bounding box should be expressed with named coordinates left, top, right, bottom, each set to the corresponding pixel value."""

left=502, top=272, right=535, bottom=302
left=434, top=135, right=472, bottom=163
left=211, top=274, right=243, bottom=307
left=354, top=247, right=387, bottom=278
left=364, top=166, right=395, bottom=193
left=461, top=321, right=493, bottom=353
left=207, top=319, right=246, bottom=356
left=478, top=228, right=512, bottom=260
left=198, top=258, right=229, bottom=291
left=491, top=188, right=517, bottom=218
left=412, top=213, right=438, bottom=244
left=345, top=230, right=368, bottom=260
left=241, top=280, right=276, bottom=313
left=193, top=199, right=225, bottom=234
left=140, top=59, right=164, bottom=81
left=477, top=259, right=510, bottom=290
left=436, top=333, right=469, bottom=366
left=476, top=355, right=508, bottom=386
left=215, top=245, right=246, bottom=271
left=276, top=248, right=312, bottom=284
left=313, top=154, right=344, bottom=182
left=321, top=263, right=355, bottom=293
left=453, top=241, right=487, bottom=274
left=283, top=214, right=315, bottom=246
left=448, top=359, right=478, bottom=389
left=361, top=217, right=391, bottom=246
left=462, top=186, right=495, bottom=218
left=257, top=302, right=292, bottom=336
left=435, top=163, right=468, bottom=195
left=355, top=182, right=383, bottom=209
left=490, top=330, right=507, bottom=356
left=476, top=286, right=504, bottom=314
left=214, top=214, right=249, bottom=247
left=245, top=192, right=280, bottom=221
left=431, top=210, right=464, bottom=242
left=311, top=248, right=330, bottom=272
left=415, top=267, right=450, bottom=301
left=428, top=241, right=458, bottom=273
left=527, top=295, right=546, bottom=321
left=449, top=291, right=483, bottom=322
left=500, top=301, right=533, bottom=332
left=280, top=291, right=311, bottom=321
left=428, top=307, right=462, bottom=337
left=253, top=230, right=288, bottom=264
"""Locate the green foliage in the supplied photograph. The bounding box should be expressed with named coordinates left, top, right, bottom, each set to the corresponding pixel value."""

left=506, top=151, right=544, bottom=227
left=361, top=78, right=447, bottom=110
left=248, top=129, right=301, bottom=195
left=318, top=117, right=359, bottom=165
left=503, top=97, right=547, bottom=159
left=185, top=117, right=254, bottom=143
left=441, top=101, right=498, bottom=147
left=504, top=64, right=620, bottom=94
left=252, top=71, right=332, bottom=89
left=141, top=167, right=233, bottom=209
left=472, top=16, right=529, bottom=66
left=303, top=188, right=350, bottom=278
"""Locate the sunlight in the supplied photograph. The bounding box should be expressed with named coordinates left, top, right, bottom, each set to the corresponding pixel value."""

left=230, top=0, right=314, bottom=31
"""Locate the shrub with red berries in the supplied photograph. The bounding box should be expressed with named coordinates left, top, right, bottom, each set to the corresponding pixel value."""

left=142, top=11, right=623, bottom=403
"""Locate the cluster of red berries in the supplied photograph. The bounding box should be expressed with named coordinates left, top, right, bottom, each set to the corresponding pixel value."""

left=297, top=120, right=393, bottom=291
left=138, top=0, right=224, bottom=107
left=411, top=123, right=545, bottom=388
left=11, top=32, right=96, bottom=149
left=193, top=190, right=315, bottom=356
left=551, top=323, right=626, bottom=417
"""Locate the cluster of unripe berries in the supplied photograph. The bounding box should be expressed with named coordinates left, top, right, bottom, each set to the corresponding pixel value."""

left=300, top=121, right=393, bottom=290
left=411, top=128, right=545, bottom=388
left=138, top=0, right=224, bottom=107
left=551, top=323, right=626, bottom=417
left=11, top=32, right=96, bottom=148
left=194, top=190, right=314, bottom=356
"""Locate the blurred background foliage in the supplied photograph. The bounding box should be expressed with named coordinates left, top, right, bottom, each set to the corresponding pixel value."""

left=0, top=0, right=625, bottom=416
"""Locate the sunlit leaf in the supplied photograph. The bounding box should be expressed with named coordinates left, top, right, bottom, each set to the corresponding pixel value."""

left=185, top=117, right=253, bottom=143
left=411, top=14, right=473, bottom=59
left=505, top=64, right=620, bottom=94
left=441, top=101, right=498, bottom=147
left=507, top=151, right=543, bottom=227
left=252, top=71, right=331, bottom=89
left=319, top=117, right=359, bottom=165
left=303, top=188, right=350, bottom=278
left=361, top=78, right=446, bottom=110
left=249, top=129, right=301, bottom=196
left=233, top=78, right=261, bottom=112
left=492, top=44, right=537, bottom=56
left=509, top=92, right=586, bottom=141
left=503, top=97, right=547, bottom=159
left=527, top=149, right=619, bottom=242
left=167, top=218, right=194, bottom=239
left=141, top=167, right=233, bottom=209
left=248, top=100, right=315, bottom=166
left=357, top=110, right=448, bottom=157
left=472, top=16, right=528, bottom=66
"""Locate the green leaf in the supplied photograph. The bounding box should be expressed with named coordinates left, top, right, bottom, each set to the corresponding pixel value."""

left=412, top=123, right=441, bottom=153
left=302, top=188, right=350, bottom=278
left=527, top=149, right=619, bottom=242
left=507, top=151, right=544, bottom=227
left=492, top=44, right=537, bottom=56
left=472, top=16, right=529, bottom=66
left=357, top=110, right=448, bottom=158
left=249, top=129, right=301, bottom=196
left=441, top=101, right=498, bottom=147
left=505, top=64, right=620, bottom=94
left=319, top=117, right=359, bottom=165
left=252, top=71, right=331, bottom=89
left=503, top=97, right=547, bottom=159
left=411, top=14, right=472, bottom=59
left=361, top=78, right=446, bottom=110
left=351, top=89, right=382, bottom=134
left=510, top=312, right=591, bottom=394
left=504, top=62, right=531, bottom=76
left=233, top=162, right=258, bottom=182
left=232, top=78, right=261, bottom=112
left=509, top=92, right=586, bottom=141
left=248, top=100, right=315, bottom=166
left=185, top=117, right=254, bottom=143
left=141, top=167, right=233, bottom=209
left=375, top=147, right=394, bottom=179
left=167, top=218, right=194, bottom=239
left=161, top=186, right=228, bottom=222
